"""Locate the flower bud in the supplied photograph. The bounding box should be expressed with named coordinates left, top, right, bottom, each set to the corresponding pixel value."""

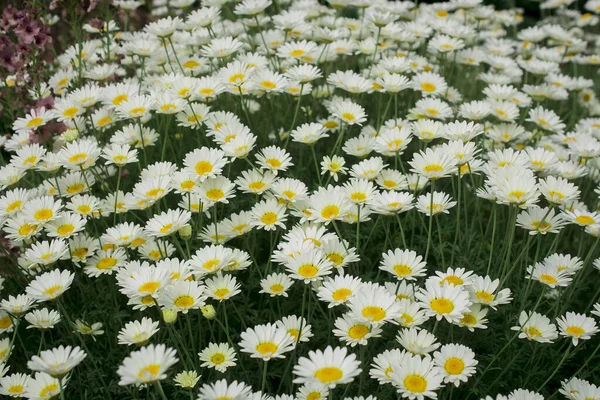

left=178, top=224, right=192, bottom=240
left=201, top=305, right=216, bottom=320
left=162, top=308, right=178, bottom=324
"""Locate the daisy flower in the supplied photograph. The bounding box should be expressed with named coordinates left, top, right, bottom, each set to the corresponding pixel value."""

left=27, top=345, right=86, bottom=378
left=117, top=317, right=160, bottom=346
left=25, top=269, right=74, bottom=302
left=396, top=327, right=440, bottom=355
left=433, top=344, right=478, bottom=387
left=293, top=346, right=361, bottom=388
left=239, top=323, right=295, bottom=361
left=511, top=311, right=558, bottom=343
left=390, top=354, right=444, bottom=400
left=199, top=343, right=237, bottom=373
left=260, top=273, right=293, bottom=297
left=333, top=314, right=382, bottom=347
left=379, top=249, right=428, bottom=281
left=416, top=281, right=472, bottom=323
left=117, top=344, right=178, bottom=385
left=556, top=312, right=599, bottom=345
left=24, top=308, right=61, bottom=330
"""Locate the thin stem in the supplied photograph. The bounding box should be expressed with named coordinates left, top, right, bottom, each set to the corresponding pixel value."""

left=425, top=180, right=435, bottom=261
left=155, top=381, right=168, bottom=400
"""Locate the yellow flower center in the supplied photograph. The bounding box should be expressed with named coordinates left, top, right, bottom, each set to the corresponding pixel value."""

left=393, top=264, right=412, bottom=277
left=404, top=374, right=427, bottom=393
left=57, top=224, right=75, bottom=236
left=138, top=281, right=160, bottom=294
left=138, top=364, right=160, bottom=381
left=206, top=189, right=224, bottom=201
left=314, top=367, right=343, bottom=384
left=26, top=117, right=44, bottom=128
left=475, top=291, right=494, bottom=302
left=195, top=161, right=213, bottom=175
left=430, top=298, right=454, bottom=314
left=34, top=208, right=53, bottom=221
left=348, top=324, right=369, bottom=339
left=320, top=205, right=340, bottom=220
left=214, top=288, right=230, bottom=299
left=298, top=264, right=318, bottom=278
left=362, top=306, right=386, bottom=321
left=256, top=342, right=278, bottom=355
left=174, top=295, right=194, bottom=308
left=444, top=357, right=465, bottom=375
left=421, top=82, right=436, bottom=92
left=261, top=212, right=278, bottom=225
left=575, top=215, right=595, bottom=225
left=43, top=285, right=63, bottom=298
left=332, top=288, right=352, bottom=301
left=566, top=325, right=585, bottom=336
left=211, top=353, right=225, bottom=364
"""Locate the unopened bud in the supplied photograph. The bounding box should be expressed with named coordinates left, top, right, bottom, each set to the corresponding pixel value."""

left=179, top=224, right=192, bottom=240
left=201, top=305, right=216, bottom=320
left=162, top=308, right=178, bottom=324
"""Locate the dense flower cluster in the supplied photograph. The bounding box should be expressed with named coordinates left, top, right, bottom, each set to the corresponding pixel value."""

left=1, top=0, right=600, bottom=399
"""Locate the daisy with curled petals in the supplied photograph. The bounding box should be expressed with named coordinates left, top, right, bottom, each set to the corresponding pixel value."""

left=26, top=269, right=74, bottom=302
left=348, top=284, right=402, bottom=325
left=509, top=389, right=544, bottom=400
left=433, top=344, right=478, bottom=387
left=145, top=209, right=191, bottom=238
left=117, top=344, right=178, bottom=386
left=27, top=345, right=86, bottom=378
left=199, top=343, right=237, bottom=373
left=117, top=317, right=160, bottom=346
left=296, top=384, right=329, bottom=400
left=379, top=249, right=428, bottom=281
left=416, top=281, right=472, bottom=323
left=293, top=346, right=361, bottom=389
left=333, top=314, right=382, bottom=347
left=556, top=312, right=599, bottom=346
left=396, top=327, right=440, bottom=355
left=201, top=37, right=244, bottom=59
left=285, top=64, right=322, bottom=84
left=25, top=308, right=61, bottom=330
left=197, top=379, right=251, bottom=400
left=511, top=311, right=558, bottom=343
left=183, top=147, right=228, bottom=182
left=1, top=294, right=35, bottom=317
left=390, top=354, right=444, bottom=400
left=0, top=188, right=30, bottom=219
left=260, top=273, right=293, bottom=297
left=239, top=323, right=295, bottom=361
